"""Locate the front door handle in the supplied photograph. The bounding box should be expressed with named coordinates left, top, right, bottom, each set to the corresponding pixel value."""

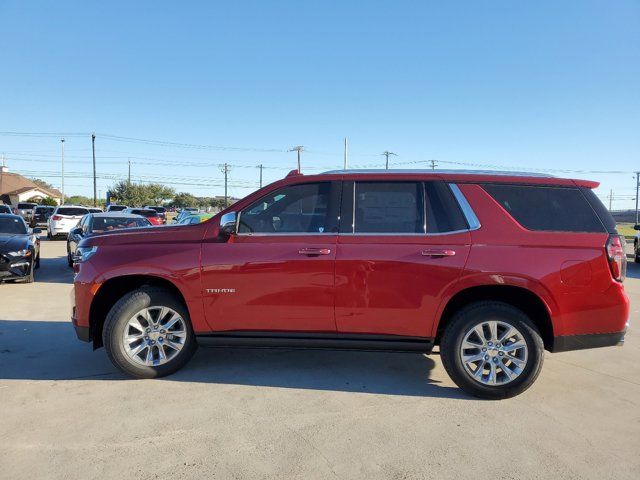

left=421, top=249, right=456, bottom=258
left=298, top=248, right=332, bottom=256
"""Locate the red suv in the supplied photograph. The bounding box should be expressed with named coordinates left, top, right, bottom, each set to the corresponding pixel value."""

left=71, top=170, right=629, bottom=399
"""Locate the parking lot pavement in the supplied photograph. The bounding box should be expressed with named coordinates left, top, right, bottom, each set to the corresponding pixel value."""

left=0, top=240, right=639, bottom=480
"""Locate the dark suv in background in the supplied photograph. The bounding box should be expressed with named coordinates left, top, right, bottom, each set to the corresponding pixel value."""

left=30, top=205, right=55, bottom=228
left=71, top=170, right=629, bottom=399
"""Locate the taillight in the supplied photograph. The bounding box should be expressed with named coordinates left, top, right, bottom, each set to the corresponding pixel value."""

left=606, top=235, right=626, bottom=282
left=52, top=215, right=62, bottom=221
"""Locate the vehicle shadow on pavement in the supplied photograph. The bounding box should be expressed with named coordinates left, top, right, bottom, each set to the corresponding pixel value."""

left=34, top=254, right=74, bottom=284
left=0, top=319, right=468, bottom=399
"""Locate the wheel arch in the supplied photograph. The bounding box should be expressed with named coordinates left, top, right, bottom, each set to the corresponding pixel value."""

left=89, top=274, right=189, bottom=349
left=435, top=285, right=555, bottom=351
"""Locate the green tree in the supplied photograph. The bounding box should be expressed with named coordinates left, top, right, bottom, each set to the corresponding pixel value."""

left=40, top=196, right=58, bottom=206
left=146, top=183, right=175, bottom=205
left=66, top=195, right=93, bottom=206
left=26, top=196, right=58, bottom=206
left=171, top=192, right=198, bottom=208
left=109, top=181, right=175, bottom=207
left=31, top=178, right=55, bottom=190
left=208, top=197, right=227, bottom=209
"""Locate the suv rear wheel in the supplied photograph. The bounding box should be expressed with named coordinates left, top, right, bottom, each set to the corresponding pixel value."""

left=103, top=287, right=197, bottom=378
left=441, top=301, right=544, bottom=399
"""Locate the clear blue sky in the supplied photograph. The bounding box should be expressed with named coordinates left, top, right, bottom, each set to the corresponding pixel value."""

left=0, top=0, right=638, bottom=207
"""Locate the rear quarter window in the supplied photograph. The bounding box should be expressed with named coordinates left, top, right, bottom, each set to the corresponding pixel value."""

left=482, top=184, right=606, bottom=233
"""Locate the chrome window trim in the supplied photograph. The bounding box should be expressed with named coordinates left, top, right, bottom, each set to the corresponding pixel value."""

left=339, top=230, right=469, bottom=237
left=236, top=232, right=336, bottom=237
left=232, top=182, right=480, bottom=237
left=449, top=183, right=481, bottom=231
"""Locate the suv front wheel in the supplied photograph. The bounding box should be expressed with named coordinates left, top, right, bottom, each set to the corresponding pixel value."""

left=441, top=301, right=544, bottom=399
left=103, top=287, right=197, bottom=378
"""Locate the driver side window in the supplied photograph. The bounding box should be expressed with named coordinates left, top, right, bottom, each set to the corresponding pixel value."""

left=238, top=182, right=332, bottom=234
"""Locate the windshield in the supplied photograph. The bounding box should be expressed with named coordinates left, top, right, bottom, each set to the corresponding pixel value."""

left=108, top=205, right=127, bottom=211
left=91, top=216, right=151, bottom=233
left=18, top=203, right=36, bottom=210
left=0, top=217, right=27, bottom=234
left=57, top=207, right=89, bottom=216
left=35, top=206, right=54, bottom=213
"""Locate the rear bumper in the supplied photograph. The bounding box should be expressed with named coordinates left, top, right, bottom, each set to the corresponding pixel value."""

left=551, top=327, right=627, bottom=352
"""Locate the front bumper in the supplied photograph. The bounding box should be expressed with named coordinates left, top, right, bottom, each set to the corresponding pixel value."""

left=0, top=253, right=33, bottom=281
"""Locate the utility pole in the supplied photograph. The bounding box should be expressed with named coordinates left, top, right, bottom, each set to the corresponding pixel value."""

left=91, top=133, right=97, bottom=206
left=221, top=163, right=230, bottom=207
left=382, top=151, right=397, bottom=170
left=344, top=137, right=348, bottom=169
left=289, top=146, right=304, bottom=172
left=0, top=153, right=5, bottom=203
left=429, top=159, right=438, bottom=170
left=60, top=138, right=65, bottom=205
left=635, top=172, right=640, bottom=225
left=128, top=158, right=131, bottom=183
left=258, top=164, right=263, bottom=188
left=609, top=189, right=613, bottom=212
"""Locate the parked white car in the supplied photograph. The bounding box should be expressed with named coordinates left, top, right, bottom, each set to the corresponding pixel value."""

left=47, top=206, right=89, bottom=239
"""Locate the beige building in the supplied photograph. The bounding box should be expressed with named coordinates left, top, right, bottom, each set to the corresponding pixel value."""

left=0, top=166, right=63, bottom=206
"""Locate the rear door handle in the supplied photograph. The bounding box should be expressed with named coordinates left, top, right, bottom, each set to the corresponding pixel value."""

left=298, top=248, right=332, bottom=256
left=421, top=249, right=456, bottom=258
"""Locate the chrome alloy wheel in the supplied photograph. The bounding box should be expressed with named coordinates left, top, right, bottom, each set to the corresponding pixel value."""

left=460, top=320, right=528, bottom=386
left=122, top=306, right=187, bottom=367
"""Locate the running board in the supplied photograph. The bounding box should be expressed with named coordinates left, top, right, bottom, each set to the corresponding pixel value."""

left=195, top=332, right=434, bottom=353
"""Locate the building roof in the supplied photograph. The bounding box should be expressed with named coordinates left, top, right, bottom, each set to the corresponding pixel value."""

left=0, top=172, right=62, bottom=199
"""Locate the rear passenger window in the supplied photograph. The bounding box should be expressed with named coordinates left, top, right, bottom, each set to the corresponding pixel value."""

left=483, top=184, right=605, bottom=233
left=354, top=182, right=424, bottom=233
left=425, top=182, right=468, bottom=233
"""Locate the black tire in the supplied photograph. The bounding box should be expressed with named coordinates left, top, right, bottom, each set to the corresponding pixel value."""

left=47, top=230, right=51, bottom=239
left=35, top=254, right=40, bottom=269
left=634, top=242, right=640, bottom=263
left=440, top=301, right=544, bottom=400
left=67, top=249, right=73, bottom=267
left=103, top=287, right=197, bottom=378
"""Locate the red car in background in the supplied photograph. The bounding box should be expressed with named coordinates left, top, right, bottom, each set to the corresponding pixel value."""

left=122, top=208, right=163, bottom=225
left=71, top=169, right=629, bottom=399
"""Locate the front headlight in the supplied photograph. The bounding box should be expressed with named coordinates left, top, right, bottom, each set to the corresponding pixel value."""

left=8, top=249, right=30, bottom=257
left=76, top=246, right=98, bottom=263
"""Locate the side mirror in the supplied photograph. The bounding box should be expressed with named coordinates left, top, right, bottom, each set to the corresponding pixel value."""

left=634, top=225, right=640, bottom=231
left=71, top=227, right=83, bottom=235
left=33, top=228, right=42, bottom=234
left=219, top=212, right=237, bottom=236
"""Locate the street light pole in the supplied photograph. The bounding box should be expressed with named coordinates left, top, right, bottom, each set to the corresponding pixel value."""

left=344, top=137, right=348, bottom=169
left=60, top=138, right=65, bottom=205
left=635, top=172, right=639, bottom=225
left=91, top=133, right=97, bottom=207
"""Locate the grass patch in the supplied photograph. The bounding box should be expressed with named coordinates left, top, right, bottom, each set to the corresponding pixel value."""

left=617, top=223, right=637, bottom=240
